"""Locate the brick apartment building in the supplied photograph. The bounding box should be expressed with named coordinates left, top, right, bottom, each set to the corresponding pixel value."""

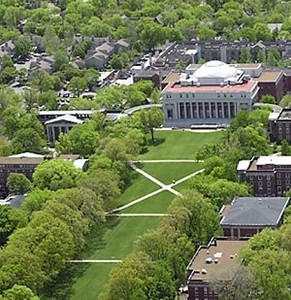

left=0, top=157, right=43, bottom=197
left=269, top=108, right=291, bottom=143
left=237, top=156, right=291, bottom=196
left=186, top=237, right=248, bottom=300
left=220, top=197, right=289, bottom=239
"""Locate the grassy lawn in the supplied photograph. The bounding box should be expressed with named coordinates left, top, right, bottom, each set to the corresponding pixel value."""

left=117, top=173, right=159, bottom=207
left=122, top=191, right=175, bottom=213
left=173, top=178, right=194, bottom=192
left=141, top=162, right=203, bottom=184
left=88, top=217, right=161, bottom=260
left=71, top=263, right=115, bottom=300
left=71, top=217, right=161, bottom=299
left=139, top=130, right=223, bottom=160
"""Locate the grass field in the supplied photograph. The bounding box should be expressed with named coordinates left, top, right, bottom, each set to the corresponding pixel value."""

left=139, top=130, right=223, bottom=160
left=71, top=263, right=115, bottom=300
left=141, top=162, right=202, bottom=184
left=122, top=191, right=175, bottom=213
left=117, top=173, right=159, bottom=207
left=71, top=217, right=161, bottom=299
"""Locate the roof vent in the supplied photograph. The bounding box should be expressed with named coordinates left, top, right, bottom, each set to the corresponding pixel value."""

left=205, top=258, right=212, bottom=264
left=229, top=255, right=234, bottom=259
left=201, top=269, right=207, bottom=274
left=194, top=269, right=200, bottom=273
left=214, top=258, right=219, bottom=264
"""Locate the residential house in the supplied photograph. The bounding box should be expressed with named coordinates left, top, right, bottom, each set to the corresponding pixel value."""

left=186, top=237, right=248, bottom=300
left=237, top=156, right=291, bottom=196
left=220, top=197, right=289, bottom=239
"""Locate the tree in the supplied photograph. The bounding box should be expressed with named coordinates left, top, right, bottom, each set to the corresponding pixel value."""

left=14, top=39, right=33, bottom=59
left=6, top=173, right=31, bottom=195
left=11, top=128, right=45, bottom=154
left=77, top=169, right=121, bottom=211
left=257, top=49, right=266, bottom=63
left=53, top=48, right=69, bottom=72
left=279, top=95, right=291, bottom=108
left=33, top=159, right=83, bottom=191
left=43, top=25, right=60, bottom=55
left=0, top=135, right=12, bottom=156
left=3, top=284, right=40, bottom=300
left=140, top=108, right=164, bottom=141
left=239, top=47, right=252, bottom=63
left=281, top=140, right=291, bottom=155
left=68, top=76, right=87, bottom=96
left=260, top=94, right=275, bottom=104
left=56, top=121, right=100, bottom=157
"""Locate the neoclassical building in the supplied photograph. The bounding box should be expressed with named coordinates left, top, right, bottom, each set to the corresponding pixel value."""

left=162, top=60, right=259, bottom=127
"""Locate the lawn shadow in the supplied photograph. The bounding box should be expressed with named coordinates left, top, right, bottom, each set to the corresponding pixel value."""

left=42, top=218, right=121, bottom=300
left=148, top=137, right=165, bottom=147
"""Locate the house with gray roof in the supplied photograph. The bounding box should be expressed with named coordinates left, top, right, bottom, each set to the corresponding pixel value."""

left=220, top=197, right=289, bottom=239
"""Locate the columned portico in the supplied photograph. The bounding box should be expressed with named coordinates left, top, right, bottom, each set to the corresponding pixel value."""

left=162, top=60, right=259, bottom=127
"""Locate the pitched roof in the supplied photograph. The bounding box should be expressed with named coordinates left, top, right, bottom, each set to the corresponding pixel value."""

left=221, top=197, right=289, bottom=226
left=45, top=115, right=84, bottom=125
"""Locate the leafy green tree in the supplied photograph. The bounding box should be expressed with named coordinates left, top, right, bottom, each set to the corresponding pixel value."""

left=0, top=136, right=12, bottom=156
left=6, top=173, right=31, bottom=195
left=279, top=95, right=291, bottom=108
left=14, top=39, right=33, bottom=59
left=3, top=284, right=39, bottom=300
left=53, top=48, right=69, bottom=72
left=11, top=128, right=45, bottom=154
left=239, top=47, right=252, bottom=63
left=43, top=25, right=60, bottom=55
left=260, top=94, right=275, bottom=104
left=56, top=121, right=100, bottom=157
left=68, top=76, right=87, bottom=96
left=33, top=159, right=83, bottom=191
left=140, top=108, right=164, bottom=141
left=77, top=169, right=121, bottom=211
left=281, top=140, right=291, bottom=155
left=257, top=49, right=266, bottom=63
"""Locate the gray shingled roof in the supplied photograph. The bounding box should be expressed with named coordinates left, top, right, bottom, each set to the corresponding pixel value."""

left=221, top=197, right=289, bottom=226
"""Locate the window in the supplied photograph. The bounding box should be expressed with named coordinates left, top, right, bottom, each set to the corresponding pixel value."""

left=277, top=173, right=281, bottom=178
left=267, top=181, right=271, bottom=187
left=267, top=188, right=271, bottom=194
left=258, top=181, right=263, bottom=187
left=258, top=175, right=262, bottom=180
left=180, top=94, right=182, bottom=98
left=277, top=180, right=281, bottom=185
left=278, top=186, right=282, bottom=194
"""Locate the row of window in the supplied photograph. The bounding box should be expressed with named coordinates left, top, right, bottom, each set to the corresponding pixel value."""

left=165, top=93, right=248, bottom=99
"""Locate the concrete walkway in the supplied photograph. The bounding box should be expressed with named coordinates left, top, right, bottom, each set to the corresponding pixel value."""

left=107, top=213, right=167, bottom=217
left=68, top=260, right=122, bottom=263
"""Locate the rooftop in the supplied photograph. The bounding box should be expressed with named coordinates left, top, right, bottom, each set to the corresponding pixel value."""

left=0, top=157, right=43, bottom=165
left=45, top=114, right=84, bottom=125
left=187, top=238, right=248, bottom=282
left=278, top=108, right=291, bottom=121
left=254, top=70, right=283, bottom=82
left=221, top=197, right=289, bottom=226
left=256, top=156, right=291, bottom=166
left=164, top=79, right=257, bottom=93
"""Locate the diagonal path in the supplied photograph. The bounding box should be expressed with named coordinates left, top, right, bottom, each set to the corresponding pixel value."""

left=68, top=260, right=122, bottom=263
left=132, top=159, right=204, bottom=163
left=106, top=213, right=167, bottom=217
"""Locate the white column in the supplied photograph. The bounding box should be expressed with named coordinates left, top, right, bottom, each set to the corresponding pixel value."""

left=190, top=102, right=193, bottom=119
left=202, top=103, right=206, bottom=118
left=209, top=102, right=212, bottom=118
left=215, top=103, right=218, bottom=118
left=222, top=103, right=225, bottom=119
left=228, top=103, right=231, bottom=119
left=197, top=103, right=200, bottom=119
left=177, top=103, right=180, bottom=119
left=184, top=102, right=187, bottom=119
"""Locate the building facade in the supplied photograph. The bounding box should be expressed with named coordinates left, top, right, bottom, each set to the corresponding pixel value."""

left=162, top=61, right=259, bottom=127
left=220, top=197, right=289, bottom=239
left=269, top=108, right=291, bottom=143
left=0, top=157, right=43, bottom=197
left=186, top=237, right=248, bottom=300
left=237, top=156, right=291, bottom=196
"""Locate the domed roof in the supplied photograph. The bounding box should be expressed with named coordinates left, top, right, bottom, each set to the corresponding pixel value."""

left=193, top=60, right=239, bottom=79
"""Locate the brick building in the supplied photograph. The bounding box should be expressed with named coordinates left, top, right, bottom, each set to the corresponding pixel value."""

left=186, top=238, right=248, bottom=300
left=0, top=157, right=43, bottom=197
left=237, top=156, right=291, bottom=196
left=269, top=108, right=291, bottom=143
left=220, top=197, right=289, bottom=239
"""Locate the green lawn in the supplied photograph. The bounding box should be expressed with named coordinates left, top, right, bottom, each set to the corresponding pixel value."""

left=141, top=162, right=202, bottom=184
left=139, top=130, right=223, bottom=160
left=88, top=217, right=161, bottom=260
left=117, top=173, right=159, bottom=207
left=173, top=178, right=194, bottom=192
left=122, top=191, right=175, bottom=213
left=71, top=263, right=115, bottom=300
left=71, top=217, right=161, bottom=299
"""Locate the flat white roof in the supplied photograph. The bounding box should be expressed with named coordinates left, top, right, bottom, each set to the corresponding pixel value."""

left=45, top=115, right=84, bottom=125
left=257, top=156, right=291, bottom=165
left=268, top=112, right=280, bottom=121
left=73, top=159, right=89, bottom=169
left=237, top=160, right=251, bottom=171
